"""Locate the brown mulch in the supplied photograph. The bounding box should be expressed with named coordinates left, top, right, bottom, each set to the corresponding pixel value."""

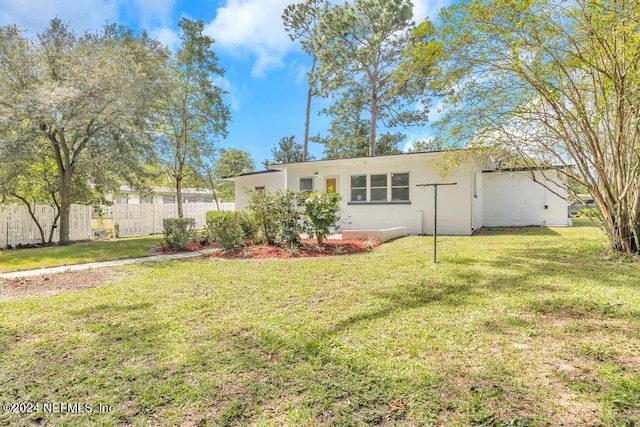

left=0, top=269, right=127, bottom=301
left=209, top=238, right=382, bottom=259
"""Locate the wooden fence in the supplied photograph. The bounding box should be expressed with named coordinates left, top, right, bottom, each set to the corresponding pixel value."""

left=112, top=202, right=235, bottom=237
left=0, top=204, right=92, bottom=249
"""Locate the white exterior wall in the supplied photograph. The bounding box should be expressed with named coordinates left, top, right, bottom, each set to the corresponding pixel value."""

left=234, top=171, right=287, bottom=209
left=471, top=170, right=484, bottom=231
left=482, top=170, right=568, bottom=227
left=281, top=153, right=478, bottom=235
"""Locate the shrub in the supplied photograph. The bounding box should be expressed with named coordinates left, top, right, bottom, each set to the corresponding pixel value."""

left=163, top=218, right=196, bottom=251
left=206, top=211, right=244, bottom=251
left=247, top=189, right=279, bottom=245
left=303, top=191, right=342, bottom=245
left=276, top=190, right=306, bottom=246
left=247, top=189, right=305, bottom=246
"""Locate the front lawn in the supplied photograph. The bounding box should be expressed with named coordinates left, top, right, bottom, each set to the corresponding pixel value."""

left=0, top=235, right=165, bottom=273
left=1, top=219, right=638, bottom=426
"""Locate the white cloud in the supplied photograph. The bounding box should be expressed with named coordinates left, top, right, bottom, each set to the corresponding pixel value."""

left=0, top=0, right=176, bottom=38
left=204, top=0, right=293, bottom=78
left=152, top=26, right=180, bottom=50
left=0, top=0, right=121, bottom=33
left=128, top=0, right=175, bottom=29
left=213, top=76, right=249, bottom=111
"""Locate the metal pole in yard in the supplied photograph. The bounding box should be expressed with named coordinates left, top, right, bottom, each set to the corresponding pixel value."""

left=416, top=182, right=457, bottom=263
left=434, top=185, right=438, bottom=263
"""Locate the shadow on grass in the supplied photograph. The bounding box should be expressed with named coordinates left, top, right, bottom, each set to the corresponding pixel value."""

left=183, top=281, right=477, bottom=425
left=472, top=226, right=561, bottom=236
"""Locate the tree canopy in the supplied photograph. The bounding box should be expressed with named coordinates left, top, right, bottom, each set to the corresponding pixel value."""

left=157, top=18, right=229, bottom=218
left=283, top=0, right=329, bottom=161
left=433, top=0, right=640, bottom=254
left=315, top=0, right=437, bottom=156
left=271, top=135, right=310, bottom=164
left=215, top=149, right=255, bottom=201
left=0, top=19, right=168, bottom=243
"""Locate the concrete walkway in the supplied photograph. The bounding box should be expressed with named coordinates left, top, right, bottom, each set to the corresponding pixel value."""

left=0, top=249, right=219, bottom=279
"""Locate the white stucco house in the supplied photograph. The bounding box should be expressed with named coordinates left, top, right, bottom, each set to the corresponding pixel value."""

left=231, top=150, right=570, bottom=236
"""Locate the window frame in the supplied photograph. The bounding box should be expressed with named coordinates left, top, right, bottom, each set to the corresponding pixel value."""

left=391, top=173, right=410, bottom=202
left=300, top=177, right=314, bottom=193
left=348, top=172, right=411, bottom=205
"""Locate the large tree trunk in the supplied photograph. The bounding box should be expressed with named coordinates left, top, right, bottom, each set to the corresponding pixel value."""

left=369, top=72, right=378, bottom=157
left=58, top=171, right=72, bottom=245
left=176, top=177, right=184, bottom=218
left=303, top=56, right=317, bottom=162
left=370, top=101, right=378, bottom=157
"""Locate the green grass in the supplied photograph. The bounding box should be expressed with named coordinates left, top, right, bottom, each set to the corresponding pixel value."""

left=1, top=219, right=639, bottom=426
left=0, top=235, right=165, bottom=273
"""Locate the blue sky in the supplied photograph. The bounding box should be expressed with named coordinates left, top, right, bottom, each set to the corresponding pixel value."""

left=0, top=0, right=451, bottom=167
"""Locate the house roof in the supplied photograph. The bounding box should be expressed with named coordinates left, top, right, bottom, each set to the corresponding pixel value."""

left=482, top=166, right=568, bottom=173
left=222, top=169, right=283, bottom=180
left=266, top=148, right=471, bottom=169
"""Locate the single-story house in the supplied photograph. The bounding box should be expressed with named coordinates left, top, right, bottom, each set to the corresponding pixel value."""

left=231, top=150, right=570, bottom=236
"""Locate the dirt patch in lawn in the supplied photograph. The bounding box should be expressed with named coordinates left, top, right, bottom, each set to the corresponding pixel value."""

left=0, top=269, right=127, bottom=301
left=210, top=239, right=382, bottom=259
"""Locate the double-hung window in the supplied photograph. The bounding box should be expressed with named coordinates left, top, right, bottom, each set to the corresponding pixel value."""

left=370, top=174, right=388, bottom=201
left=349, top=172, right=410, bottom=203
left=391, top=173, right=410, bottom=201
left=350, top=175, right=367, bottom=201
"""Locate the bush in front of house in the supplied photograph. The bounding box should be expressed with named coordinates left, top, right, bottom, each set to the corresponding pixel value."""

left=303, top=191, right=342, bottom=245
left=247, top=189, right=306, bottom=246
left=163, top=218, right=197, bottom=251
left=206, top=210, right=257, bottom=251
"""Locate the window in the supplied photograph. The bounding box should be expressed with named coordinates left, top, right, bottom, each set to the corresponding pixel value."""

left=163, top=195, right=175, bottom=204
left=349, top=172, right=410, bottom=203
left=391, top=173, right=409, bottom=201
left=140, top=195, right=153, bottom=204
left=300, top=178, right=313, bottom=192
left=370, top=174, right=388, bottom=201
left=351, top=175, right=366, bottom=201
left=254, top=186, right=265, bottom=191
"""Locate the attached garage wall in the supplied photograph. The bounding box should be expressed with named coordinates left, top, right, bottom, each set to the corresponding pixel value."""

left=482, top=170, right=568, bottom=227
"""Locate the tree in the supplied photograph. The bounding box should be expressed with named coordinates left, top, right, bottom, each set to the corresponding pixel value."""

left=0, top=20, right=167, bottom=243
left=315, top=0, right=435, bottom=156
left=313, top=92, right=403, bottom=159
left=271, top=135, right=308, bottom=163
left=303, top=191, right=341, bottom=245
left=215, top=148, right=255, bottom=201
left=157, top=18, right=230, bottom=218
left=434, top=0, right=640, bottom=254
left=283, top=0, right=329, bottom=161
left=407, top=139, right=443, bottom=153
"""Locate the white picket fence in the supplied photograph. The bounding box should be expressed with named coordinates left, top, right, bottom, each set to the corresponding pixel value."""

left=112, top=202, right=235, bottom=238
left=0, top=204, right=92, bottom=249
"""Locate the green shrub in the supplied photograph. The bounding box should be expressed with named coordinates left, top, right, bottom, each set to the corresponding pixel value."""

left=163, top=218, right=196, bottom=251
left=247, top=190, right=279, bottom=245
left=303, top=191, right=342, bottom=245
left=247, top=189, right=305, bottom=246
left=206, top=211, right=244, bottom=251
left=276, top=190, right=306, bottom=246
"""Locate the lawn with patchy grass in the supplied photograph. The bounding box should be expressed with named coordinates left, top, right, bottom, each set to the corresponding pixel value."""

left=0, top=219, right=639, bottom=426
left=0, top=235, right=165, bottom=273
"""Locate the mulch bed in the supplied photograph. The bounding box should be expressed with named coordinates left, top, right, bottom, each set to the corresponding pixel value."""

left=209, top=239, right=382, bottom=259
left=156, top=238, right=383, bottom=258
